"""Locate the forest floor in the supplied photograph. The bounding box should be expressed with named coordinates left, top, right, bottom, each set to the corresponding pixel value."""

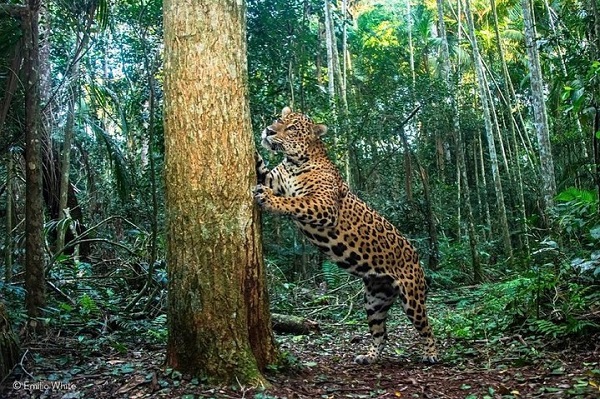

left=1, top=313, right=599, bottom=399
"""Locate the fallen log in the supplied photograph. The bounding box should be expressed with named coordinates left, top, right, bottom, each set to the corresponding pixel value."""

left=271, top=313, right=320, bottom=335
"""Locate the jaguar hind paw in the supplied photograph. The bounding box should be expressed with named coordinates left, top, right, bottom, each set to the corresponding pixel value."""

left=354, top=354, right=378, bottom=365
left=422, top=354, right=439, bottom=364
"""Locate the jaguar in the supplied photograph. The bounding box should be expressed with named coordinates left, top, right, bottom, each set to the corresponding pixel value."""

left=254, top=106, right=438, bottom=364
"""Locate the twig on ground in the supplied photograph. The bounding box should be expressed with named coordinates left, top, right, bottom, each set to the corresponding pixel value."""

left=18, top=349, right=34, bottom=379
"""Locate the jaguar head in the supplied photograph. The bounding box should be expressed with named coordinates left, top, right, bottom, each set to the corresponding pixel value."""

left=261, top=106, right=327, bottom=161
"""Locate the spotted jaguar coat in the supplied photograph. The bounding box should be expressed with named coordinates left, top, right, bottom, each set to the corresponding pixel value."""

left=254, top=107, right=438, bottom=364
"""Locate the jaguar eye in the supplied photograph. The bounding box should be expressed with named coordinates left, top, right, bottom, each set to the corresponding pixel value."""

left=265, top=127, right=277, bottom=136
left=276, top=118, right=283, bottom=124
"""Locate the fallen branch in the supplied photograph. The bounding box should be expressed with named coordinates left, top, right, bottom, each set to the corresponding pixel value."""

left=271, top=313, right=320, bottom=335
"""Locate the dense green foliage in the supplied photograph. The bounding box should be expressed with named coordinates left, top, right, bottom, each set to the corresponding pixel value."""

left=0, top=0, right=598, bottom=361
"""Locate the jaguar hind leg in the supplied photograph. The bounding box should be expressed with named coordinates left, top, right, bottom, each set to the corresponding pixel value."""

left=399, top=283, right=439, bottom=363
left=354, top=276, right=398, bottom=365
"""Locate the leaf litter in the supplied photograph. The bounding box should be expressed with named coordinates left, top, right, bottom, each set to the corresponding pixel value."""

left=1, top=321, right=598, bottom=399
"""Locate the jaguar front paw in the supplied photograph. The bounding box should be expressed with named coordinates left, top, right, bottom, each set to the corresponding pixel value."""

left=255, top=151, right=269, bottom=185
left=253, top=184, right=274, bottom=210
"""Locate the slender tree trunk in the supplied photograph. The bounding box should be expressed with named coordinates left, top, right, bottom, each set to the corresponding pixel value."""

left=437, top=0, right=481, bottom=279
left=420, top=167, right=440, bottom=270
left=407, top=0, right=416, bottom=92
left=490, top=0, right=529, bottom=251
left=464, top=0, right=512, bottom=259
left=0, top=43, right=22, bottom=132
left=398, top=121, right=439, bottom=270
left=456, top=122, right=482, bottom=281
left=338, top=0, right=351, bottom=187
left=324, top=0, right=352, bottom=186
left=436, top=0, right=450, bottom=83
left=146, top=62, right=159, bottom=287
left=404, top=148, right=413, bottom=201
left=405, top=0, right=418, bottom=205
left=590, top=0, right=600, bottom=212
left=56, top=84, right=76, bottom=254
left=341, top=0, right=348, bottom=100
left=522, top=0, right=556, bottom=222
left=328, top=5, right=345, bottom=109
left=140, top=25, right=160, bottom=292
left=5, top=152, right=14, bottom=282
left=476, top=133, right=492, bottom=237
left=459, top=142, right=482, bottom=281
left=23, top=0, right=46, bottom=323
left=163, top=0, right=277, bottom=384
left=484, top=80, right=511, bottom=180
left=316, top=23, right=323, bottom=87
left=324, top=0, right=336, bottom=115
left=593, top=107, right=600, bottom=213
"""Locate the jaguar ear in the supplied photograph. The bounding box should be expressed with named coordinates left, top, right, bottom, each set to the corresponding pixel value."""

left=281, top=106, right=292, bottom=118
left=312, top=124, right=328, bottom=136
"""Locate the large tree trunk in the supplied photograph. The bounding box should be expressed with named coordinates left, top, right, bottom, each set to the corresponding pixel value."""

left=163, top=0, right=278, bottom=384
left=23, top=0, right=46, bottom=322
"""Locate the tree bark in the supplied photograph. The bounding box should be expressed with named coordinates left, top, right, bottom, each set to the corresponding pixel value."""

left=589, top=0, right=600, bottom=212
left=0, top=43, right=22, bottom=134
left=163, top=0, right=277, bottom=384
left=474, top=135, right=491, bottom=238
left=323, top=0, right=352, bottom=186
left=490, top=0, right=529, bottom=250
left=23, top=0, right=46, bottom=322
left=56, top=85, right=76, bottom=254
left=5, top=151, right=14, bottom=282
left=437, top=0, right=481, bottom=279
left=464, top=0, right=513, bottom=259
left=397, top=115, right=440, bottom=271
left=522, top=0, right=557, bottom=222
left=407, top=0, right=416, bottom=92
left=324, top=0, right=336, bottom=114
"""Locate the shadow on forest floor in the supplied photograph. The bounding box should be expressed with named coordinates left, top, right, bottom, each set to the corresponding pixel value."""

left=1, top=318, right=599, bottom=399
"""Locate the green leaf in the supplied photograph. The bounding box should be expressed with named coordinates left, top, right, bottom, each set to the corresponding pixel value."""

left=555, top=188, right=596, bottom=203
left=120, top=364, right=135, bottom=374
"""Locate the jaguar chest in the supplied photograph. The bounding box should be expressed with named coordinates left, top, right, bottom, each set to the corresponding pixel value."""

left=275, top=164, right=317, bottom=196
